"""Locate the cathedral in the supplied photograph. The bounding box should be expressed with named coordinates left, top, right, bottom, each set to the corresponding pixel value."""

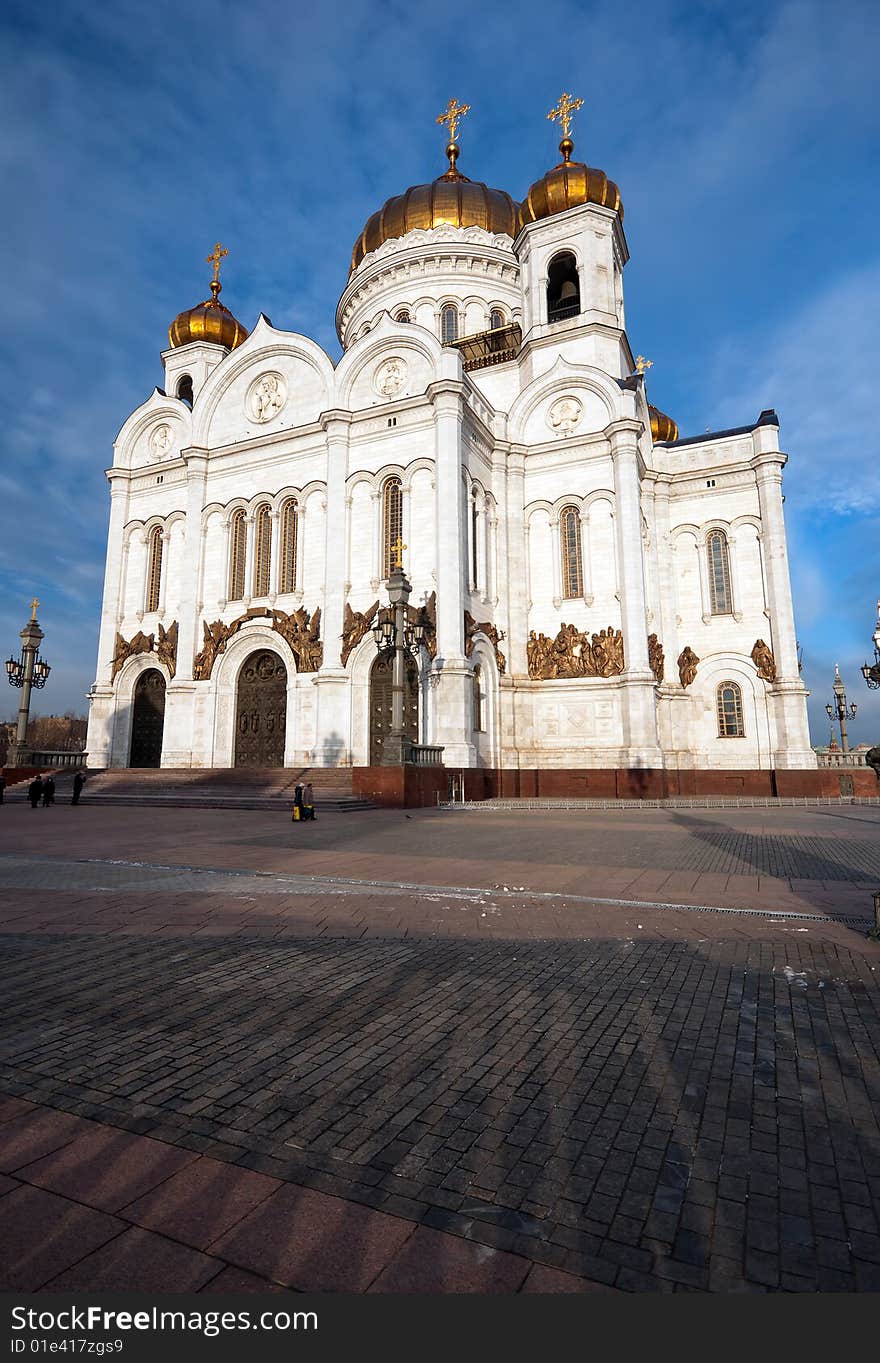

left=86, top=95, right=814, bottom=774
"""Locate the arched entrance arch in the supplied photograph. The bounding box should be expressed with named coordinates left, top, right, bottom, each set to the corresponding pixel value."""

left=370, top=652, right=418, bottom=764
left=130, top=669, right=166, bottom=767
left=234, top=649, right=287, bottom=768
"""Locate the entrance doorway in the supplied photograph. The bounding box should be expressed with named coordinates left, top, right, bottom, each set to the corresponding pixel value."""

left=234, top=650, right=287, bottom=769
left=369, top=652, right=418, bottom=764
left=129, top=669, right=166, bottom=767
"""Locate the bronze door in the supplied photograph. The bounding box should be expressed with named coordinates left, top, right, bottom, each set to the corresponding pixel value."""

left=129, top=669, right=166, bottom=768
left=369, top=653, right=419, bottom=764
left=234, top=650, right=287, bottom=769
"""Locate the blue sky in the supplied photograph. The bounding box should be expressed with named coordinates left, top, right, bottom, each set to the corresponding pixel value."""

left=1, top=0, right=878, bottom=744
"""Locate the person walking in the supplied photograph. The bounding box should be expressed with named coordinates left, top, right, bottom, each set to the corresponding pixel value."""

left=72, top=771, right=86, bottom=805
left=303, top=781, right=315, bottom=821
left=291, top=782, right=304, bottom=822
left=42, top=775, right=56, bottom=807
left=0, top=774, right=5, bottom=804
left=28, top=776, right=43, bottom=809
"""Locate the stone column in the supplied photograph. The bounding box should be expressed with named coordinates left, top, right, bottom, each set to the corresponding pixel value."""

left=752, top=449, right=814, bottom=766
left=162, top=448, right=208, bottom=766
left=311, top=411, right=352, bottom=765
left=85, top=470, right=131, bottom=768
left=608, top=420, right=662, bottom=765
left=429, top=379, right=474, bottom=766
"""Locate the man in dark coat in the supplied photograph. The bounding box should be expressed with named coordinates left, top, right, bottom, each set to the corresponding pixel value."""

left=28, top=776, right=43, bottom=808
left=72, top=772, right=86, bottom=805
left=41, top=775, right=56, bottom=807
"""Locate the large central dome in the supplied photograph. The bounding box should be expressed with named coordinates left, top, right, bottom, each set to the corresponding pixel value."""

left=350, top=141, right=518, bottom=274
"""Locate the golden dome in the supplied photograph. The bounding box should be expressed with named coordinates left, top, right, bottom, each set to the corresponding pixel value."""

left=520, top=137, right=623, bottom=229
left=350, top=141, right=518, bottom=274
left=649, top=404, right=679, bottom=442
left=169, top=243, right=248, bottom=350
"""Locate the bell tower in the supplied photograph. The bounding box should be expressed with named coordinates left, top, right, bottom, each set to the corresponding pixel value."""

left=514, top=94, right=629, bottom=377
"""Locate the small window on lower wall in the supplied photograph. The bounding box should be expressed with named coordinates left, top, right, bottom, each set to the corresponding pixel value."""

left=716, top=681, right=744, bottom=737
left=472, top=664, right=484, bottom=732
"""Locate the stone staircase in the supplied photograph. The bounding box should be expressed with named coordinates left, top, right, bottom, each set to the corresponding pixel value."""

left=10, top=768, right=376, bottom=812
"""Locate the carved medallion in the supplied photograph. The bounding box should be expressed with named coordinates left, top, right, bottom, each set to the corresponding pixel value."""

left=751, top=638, right=777, bottom=682
left=247, top=372, right=286, bottom=423
left=150, top=424, right=173, bottom=460
left=527, top=624, right=624, bottom=679
left=373, top=356, right=408, bottom=397
left=547, top=396, right=583, bottom=437
left=677, top=646, right=699, bottom=688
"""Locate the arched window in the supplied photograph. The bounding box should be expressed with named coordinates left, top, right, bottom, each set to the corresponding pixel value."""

left=395, top=309, right=411, bottom=324
left=176, top=374, right=193, bottom=407
left=253, top=504, right=272, bottom=597
left=473, top=665, right=484, bottom=732
left=560, top=506, right=584, bottom=599
left=471, top=493, right=479, bottom=587
left=547, top=252, right=580, bottom=322
left=489, top=308, right=505, bottom=331
left=279, top=498, right=297, bottom=594
left=716, top=681, right=745, bottom=737
left=229, top=509, right=247, bottom=601
left=382, top=476, right=403, bottom=578
left=440, top=304, right=459, bottom=343
left=145, top=526, right=163, bottom=613
left=706, top=529, right=733, bottom=614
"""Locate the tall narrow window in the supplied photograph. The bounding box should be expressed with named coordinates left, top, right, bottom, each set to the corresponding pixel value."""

left=441, top=305, right=458, bottom=343
left=176, top=374, right=193, bottom=407
left=706, top=529, right=733, bottom=614
left=382, top=477, right=403, bottom=578
left=253, top=504, right=272, bottom=597
left=229, top=509, right=246, bottom=601
left=716, top=681, right=744, bottom=737
left=489, top=308, right=505, bottom=330
left=145, top=526, right=163, bottom=613
left=560, top=506, right=584, bottom=599
left=471, top=495, right=479, bottom=588
left=279, top=498, right=298, bottom=594
left=473, top=665, right=484, bottom=732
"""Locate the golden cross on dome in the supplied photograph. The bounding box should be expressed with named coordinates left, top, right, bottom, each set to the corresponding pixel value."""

left=547, top=91, right=584, bottom=140
left=436, top=97, right=470, bottom=144
left=29, top=597, right=39, bottom=621
left=634, top=355, right=653, bottom=375
left=390, top=537, right=407, bottom=571
left=206, top=242, right=228, bottom=287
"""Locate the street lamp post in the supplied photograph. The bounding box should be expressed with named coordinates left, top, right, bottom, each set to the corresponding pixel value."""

left=5, top=598, right=51, bottom=768
left=372, top=542, right=425, bottom=765
left=860, top=600, right=880, bottom=690
left=825, top=663, right=856, bottom=754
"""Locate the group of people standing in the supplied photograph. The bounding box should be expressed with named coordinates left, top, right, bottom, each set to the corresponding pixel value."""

left=26, top=771, right=86, bottom=807
left=291, top=781, right=315, bottom=821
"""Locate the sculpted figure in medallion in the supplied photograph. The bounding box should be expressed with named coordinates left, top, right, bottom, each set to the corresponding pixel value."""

left=677, top=646, right=699, bottom=689
left=375, top=357, right=407, bottom=397
left=547, top=396, right=583, bottom=437
left=250, top=373, right=285, bottom=423
left=150, top=424, right=172, bottom=460
left=751, top=638, right=777, bottom=682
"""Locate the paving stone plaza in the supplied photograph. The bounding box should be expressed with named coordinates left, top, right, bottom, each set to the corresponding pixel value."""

left=0, top=801, right=879, bottom=1293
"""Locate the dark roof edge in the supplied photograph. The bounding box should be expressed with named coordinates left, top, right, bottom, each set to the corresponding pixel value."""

left=658, top=409, right=779, bottom=448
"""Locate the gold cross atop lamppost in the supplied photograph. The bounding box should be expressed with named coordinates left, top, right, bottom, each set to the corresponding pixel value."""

left=548, top=91, right=584, bottom=162
left=29, top=597, right=39, bottom=621
left=634, top=355, right=653, bottom=375
left=437, top=97, right=470, bottom=173
left=390, top=537, right=407, bottom=572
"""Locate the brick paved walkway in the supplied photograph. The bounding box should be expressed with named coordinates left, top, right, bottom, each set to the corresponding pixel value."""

left=0, top=803, right=879, bottom=1292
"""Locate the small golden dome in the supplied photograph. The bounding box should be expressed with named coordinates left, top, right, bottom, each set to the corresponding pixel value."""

left=169, top=243, right=248, bottom=350
left=520, top=136, right=623, bottom=229
left=649, top=404, right=679, bottom=442
left=350, top=141, right=518, bottom=274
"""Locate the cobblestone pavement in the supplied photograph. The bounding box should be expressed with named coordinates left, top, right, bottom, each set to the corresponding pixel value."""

left=0, top=804, right=879, bottom=1292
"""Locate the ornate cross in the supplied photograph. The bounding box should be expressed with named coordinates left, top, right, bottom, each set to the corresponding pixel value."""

left=547, top=91, right=584, bottom=139
left=436, top=97, right=470, bottom=143
left=634, top=355, right=653, bottom=375
left=206, top=242, right=228, bottom=286
left=390, top=537, right=407, bottom=571
left=29, top=597, right=39, bottom=620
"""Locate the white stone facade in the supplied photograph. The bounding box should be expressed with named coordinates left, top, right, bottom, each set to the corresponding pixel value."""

left=87, top=196, right=814, bottom=771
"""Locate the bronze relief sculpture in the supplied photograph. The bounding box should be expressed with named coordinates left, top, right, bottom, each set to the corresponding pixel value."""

left=677, top=646, right=699, bottom=689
